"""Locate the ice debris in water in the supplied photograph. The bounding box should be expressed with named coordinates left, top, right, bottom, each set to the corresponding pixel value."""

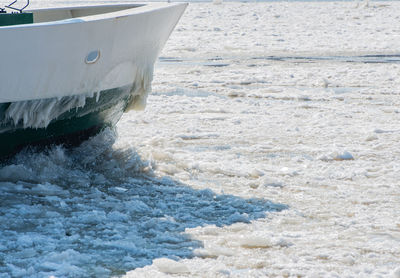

left=0, top=129, right=286, bottom=277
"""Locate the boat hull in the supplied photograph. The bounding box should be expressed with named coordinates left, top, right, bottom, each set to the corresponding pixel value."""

left=0, top=3, right=187, bottom=103
left=0, top=3, right=187, bottom=158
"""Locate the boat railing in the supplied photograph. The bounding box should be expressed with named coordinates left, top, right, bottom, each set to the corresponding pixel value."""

left=0, top=0, right=33, bottom=27
left=3, top=0, right=30, bottom=13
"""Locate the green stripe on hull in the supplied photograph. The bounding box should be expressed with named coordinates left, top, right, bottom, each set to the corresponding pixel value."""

left=0, top=13, right=33, bottom=27
left=0, top=85, right=133, bottom=159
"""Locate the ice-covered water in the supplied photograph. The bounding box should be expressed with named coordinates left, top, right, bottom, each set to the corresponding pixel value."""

left=0, top=130, right=285, bottom=277
left=1, top=0, right=400, bottom=277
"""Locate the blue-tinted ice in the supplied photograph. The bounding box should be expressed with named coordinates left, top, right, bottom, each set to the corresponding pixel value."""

left=0, top=129, right=286, bottom=277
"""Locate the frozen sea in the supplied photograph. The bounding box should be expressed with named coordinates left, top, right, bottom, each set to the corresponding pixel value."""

left=1, top=0, right=400, bottom=277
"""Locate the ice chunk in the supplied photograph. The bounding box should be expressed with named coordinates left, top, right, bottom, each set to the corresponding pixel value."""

left=16, top=234, right=34, bottom=248
left=319, top=150, right=354, bottom=161
left=194, top=246, right=234, bottom=258
left=366, top=135, right=378, bottom=141
left=0, top=164, right=35, bottom=182
left=262, top=177, right=284, bottom=188
left=249, top=169, right=264, bottom=178
left=334, top=151, right=354, bottom=161
left=153, top=258, right=190, bottom=274
left=240, top=236, right=273, bottom=248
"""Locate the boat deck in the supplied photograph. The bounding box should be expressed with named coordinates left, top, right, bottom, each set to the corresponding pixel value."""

left=0, top=4, right=145, bottom=26
left=30, top=4, right=144, bottom=23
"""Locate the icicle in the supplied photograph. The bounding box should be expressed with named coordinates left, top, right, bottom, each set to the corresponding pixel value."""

left=5, top=94, right=89, bottom=129
left=124, top=65, right=154, bottom=112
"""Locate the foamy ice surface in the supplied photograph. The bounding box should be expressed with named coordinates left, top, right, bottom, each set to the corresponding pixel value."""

left=1, top=1, right=400, bottom=277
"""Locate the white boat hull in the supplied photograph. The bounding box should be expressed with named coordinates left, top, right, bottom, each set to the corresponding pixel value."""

left=0, top=3, right=187, bottom=157
left=0, top=3, right=187, bottom=103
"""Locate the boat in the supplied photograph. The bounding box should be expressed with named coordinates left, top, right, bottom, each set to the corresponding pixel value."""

left=0, top=1, right=187, bottom=158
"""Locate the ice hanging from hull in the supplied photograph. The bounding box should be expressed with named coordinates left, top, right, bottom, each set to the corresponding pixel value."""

left=124, top=64, right=154, bottom=112
left=3, top=63, right=155, bottom=129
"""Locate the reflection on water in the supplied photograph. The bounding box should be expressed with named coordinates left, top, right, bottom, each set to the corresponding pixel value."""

left=0, top=129, right=287, bottom=277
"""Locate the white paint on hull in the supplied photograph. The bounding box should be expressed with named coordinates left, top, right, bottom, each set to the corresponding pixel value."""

left=0, top=3, right=187, bottom=105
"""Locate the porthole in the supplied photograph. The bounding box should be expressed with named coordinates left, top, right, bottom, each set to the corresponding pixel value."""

left=86, top=50, right=100, bottom=64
